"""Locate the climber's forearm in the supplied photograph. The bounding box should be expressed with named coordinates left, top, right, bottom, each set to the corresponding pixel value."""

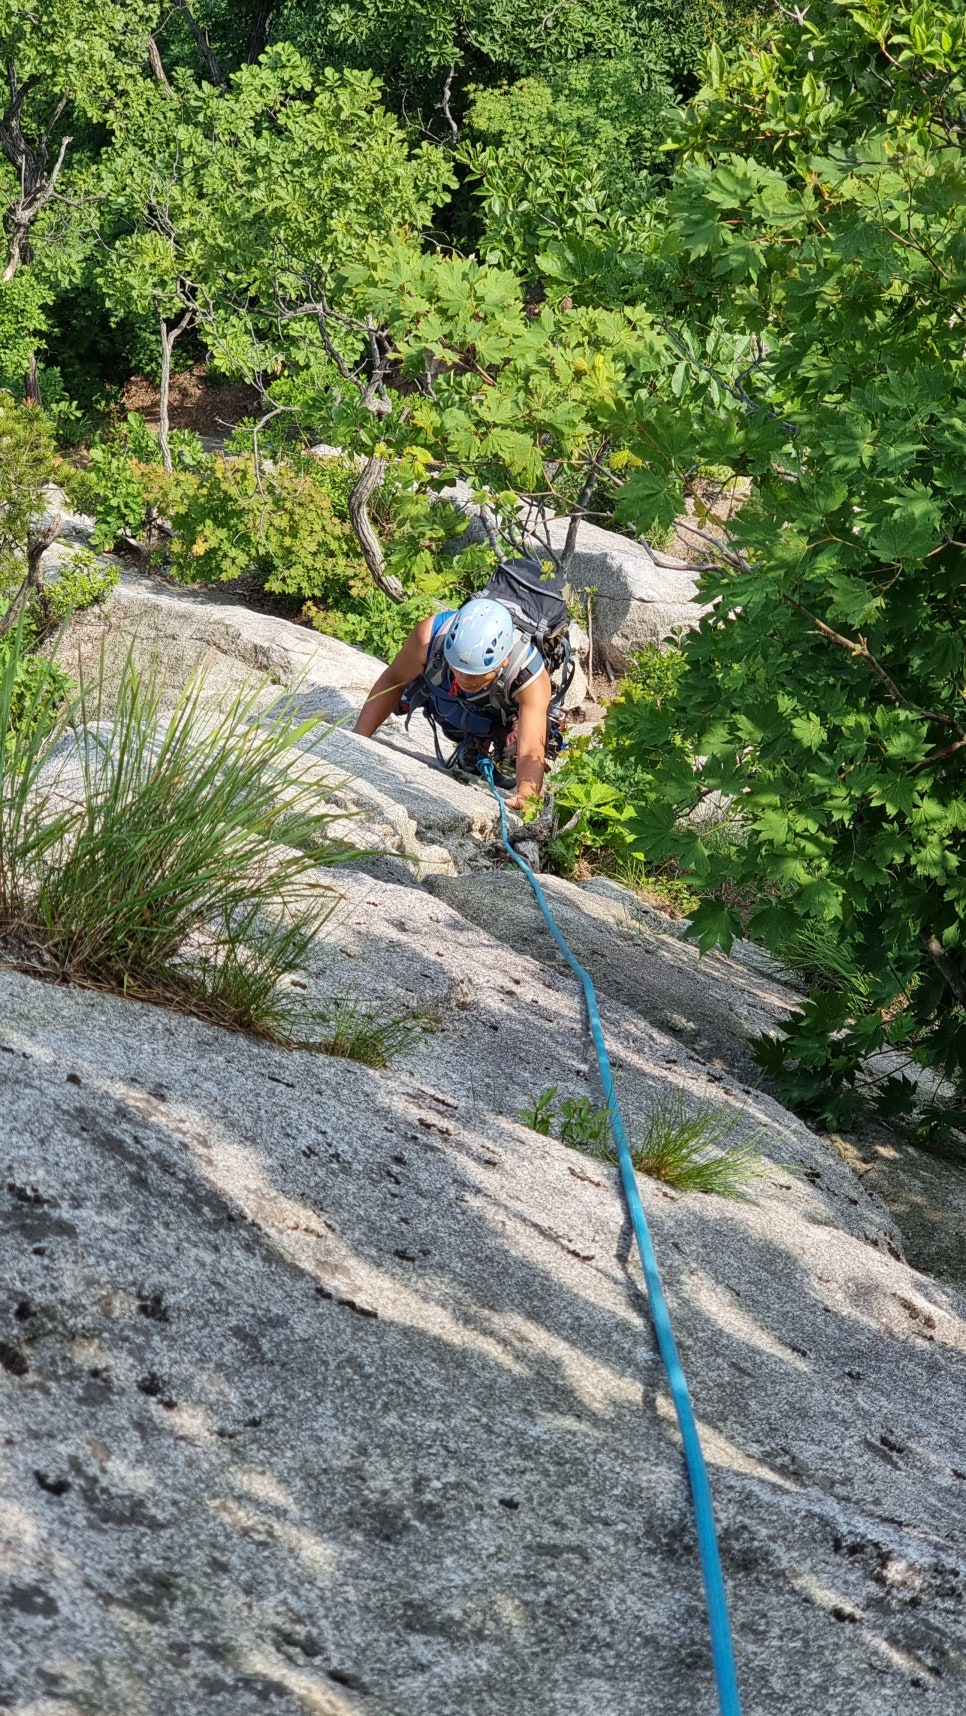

left=513, top=749, right=545, bottom=805
left=353, top=668, right=408, bottom=737
left=355, top=619, right=434, bottom=739
left=509, top=678, right=551, bottom=807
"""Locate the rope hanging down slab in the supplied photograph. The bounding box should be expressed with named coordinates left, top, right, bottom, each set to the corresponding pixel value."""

left=478, top=759, right=742, bottom=1716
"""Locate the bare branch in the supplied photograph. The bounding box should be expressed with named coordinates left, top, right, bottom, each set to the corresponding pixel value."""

left=157, top=308, right=195, bottom=472
left=0, top=515, right=61, bottom=639
left=558, top=439, right=610, bottom=573
left=440, top=66, right=459, bottom=145
left=147, top=36, right=174, bottom=95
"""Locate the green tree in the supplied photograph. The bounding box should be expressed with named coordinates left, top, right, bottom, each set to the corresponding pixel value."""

left=459, top=54, right=675, bottom=275
left=0, top=390, right=61, bottom=631
left=0, top=0, right=160, bottom=404
left=608, top=0, right=966, bottom=1131
left=97, top=45, right=453, bottom=453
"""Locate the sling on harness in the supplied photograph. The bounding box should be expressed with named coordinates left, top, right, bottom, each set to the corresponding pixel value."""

left=401, top=557, right=575, bottom=776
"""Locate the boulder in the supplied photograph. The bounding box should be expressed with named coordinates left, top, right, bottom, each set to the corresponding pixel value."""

left=541, top=517, right=708, bottom=674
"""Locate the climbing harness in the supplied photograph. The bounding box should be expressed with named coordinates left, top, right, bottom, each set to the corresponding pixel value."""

left=478, top=757, right=742, bottom=1716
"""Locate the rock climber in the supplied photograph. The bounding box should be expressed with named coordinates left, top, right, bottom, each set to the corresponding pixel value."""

left=353, top=596, right=554, bottom=810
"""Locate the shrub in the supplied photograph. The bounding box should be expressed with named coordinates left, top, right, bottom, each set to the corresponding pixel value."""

left=0, top=391, right=58, bottom=597
left=33, top=548, right=119, bottom=631
left=155, top=449, right=363, bottom=598
left=65, top=418, right=156, bottom=553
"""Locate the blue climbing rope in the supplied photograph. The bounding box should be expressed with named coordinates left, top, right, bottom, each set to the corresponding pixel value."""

left=478, top=759, right=742, bottom=1716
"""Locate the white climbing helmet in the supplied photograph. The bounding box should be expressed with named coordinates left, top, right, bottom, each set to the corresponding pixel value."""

left=443, top=598, right=515, bottom=675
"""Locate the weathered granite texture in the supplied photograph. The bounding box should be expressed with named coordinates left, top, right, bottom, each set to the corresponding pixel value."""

left=1, top=875, right=964, bottom=1716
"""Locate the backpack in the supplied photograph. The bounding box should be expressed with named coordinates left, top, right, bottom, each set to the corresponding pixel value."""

left=480, top=558, right=574, bottom=706
left=400, top=557, right=574, bottom=773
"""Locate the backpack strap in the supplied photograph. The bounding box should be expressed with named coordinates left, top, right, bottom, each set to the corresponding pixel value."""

left=422, top=611, right=457, bottom=689
left=489, top=634, right=537, bottom=719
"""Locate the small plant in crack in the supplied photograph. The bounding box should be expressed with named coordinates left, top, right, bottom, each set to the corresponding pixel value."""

left=518, top=1085, right=764, bottom=1196
left=297, top=997, right=432, bottom=1068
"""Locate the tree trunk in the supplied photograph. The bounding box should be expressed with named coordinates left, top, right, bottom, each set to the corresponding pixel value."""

left=0, top=516, right=61, bottom=639
left=247, top=0, right=274, bottom=61
left=23, top=351, right=42, bottom=407
left=348, top=456, right=405, bottom=603
left=920, top=930, right=966, bottom=1008
left=157, top=310, right=193, bottom=473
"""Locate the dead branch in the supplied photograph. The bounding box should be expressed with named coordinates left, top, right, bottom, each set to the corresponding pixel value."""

left=0, top=514, right=61, bottom=639
left=157, top=307, right=195, bottom=473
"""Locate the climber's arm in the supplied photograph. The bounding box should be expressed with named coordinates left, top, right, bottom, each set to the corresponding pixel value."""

left=353, top=616, right=435, bottom=738
left=506, top=668, right=553, bottom=811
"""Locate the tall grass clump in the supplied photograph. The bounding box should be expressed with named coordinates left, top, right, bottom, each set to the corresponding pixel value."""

left=0, top=631, right=410, bottom=1055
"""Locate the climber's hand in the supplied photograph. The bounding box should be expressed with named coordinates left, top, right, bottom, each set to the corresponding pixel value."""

left=504, top=789, right=539, bottom=813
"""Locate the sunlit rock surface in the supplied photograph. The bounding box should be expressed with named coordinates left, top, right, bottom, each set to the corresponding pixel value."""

left=2, top=877, right=965, bottom=1715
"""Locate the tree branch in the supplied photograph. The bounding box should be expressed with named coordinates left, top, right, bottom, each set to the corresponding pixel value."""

left=147, top=36, right=174, bottom=95
left=1, top=126, right=72, bottom=282
left=440, top=66, right=459, bottom=144
left=174, top=0, right=226, bottom=88
left=0, top=515, right=61, bottom=639
left=349, top=456, right=405, bottom=603
left=920, top=930, right=966, bottom=1007
left=783, top=593, right=965, bottom=736
left=558, top=438, right=610, bottom=573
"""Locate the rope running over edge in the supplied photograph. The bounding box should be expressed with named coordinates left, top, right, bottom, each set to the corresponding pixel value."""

left=478, top=758, right=742, bottom=1716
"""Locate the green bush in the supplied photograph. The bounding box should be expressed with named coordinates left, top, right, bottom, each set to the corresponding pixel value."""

left=34, top=548, right=119, bottom=631
left=0, top=627, right=71, bottom=763
left=0, top=391, right=58, bottom=596
left=65, top=415, right=488, bottom=660
left=65, top=418, right=156, bottom=553
left=157, top=450, right=362, bottom=597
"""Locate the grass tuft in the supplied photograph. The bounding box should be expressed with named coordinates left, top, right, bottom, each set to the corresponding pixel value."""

left=518, top=1082, right=764, bottom=1197
left=629, top=1092, right=764, bottom=1197
left=299, top=998, right=429, bottom=1067
left=0, top=631, right=420, bottom=1065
